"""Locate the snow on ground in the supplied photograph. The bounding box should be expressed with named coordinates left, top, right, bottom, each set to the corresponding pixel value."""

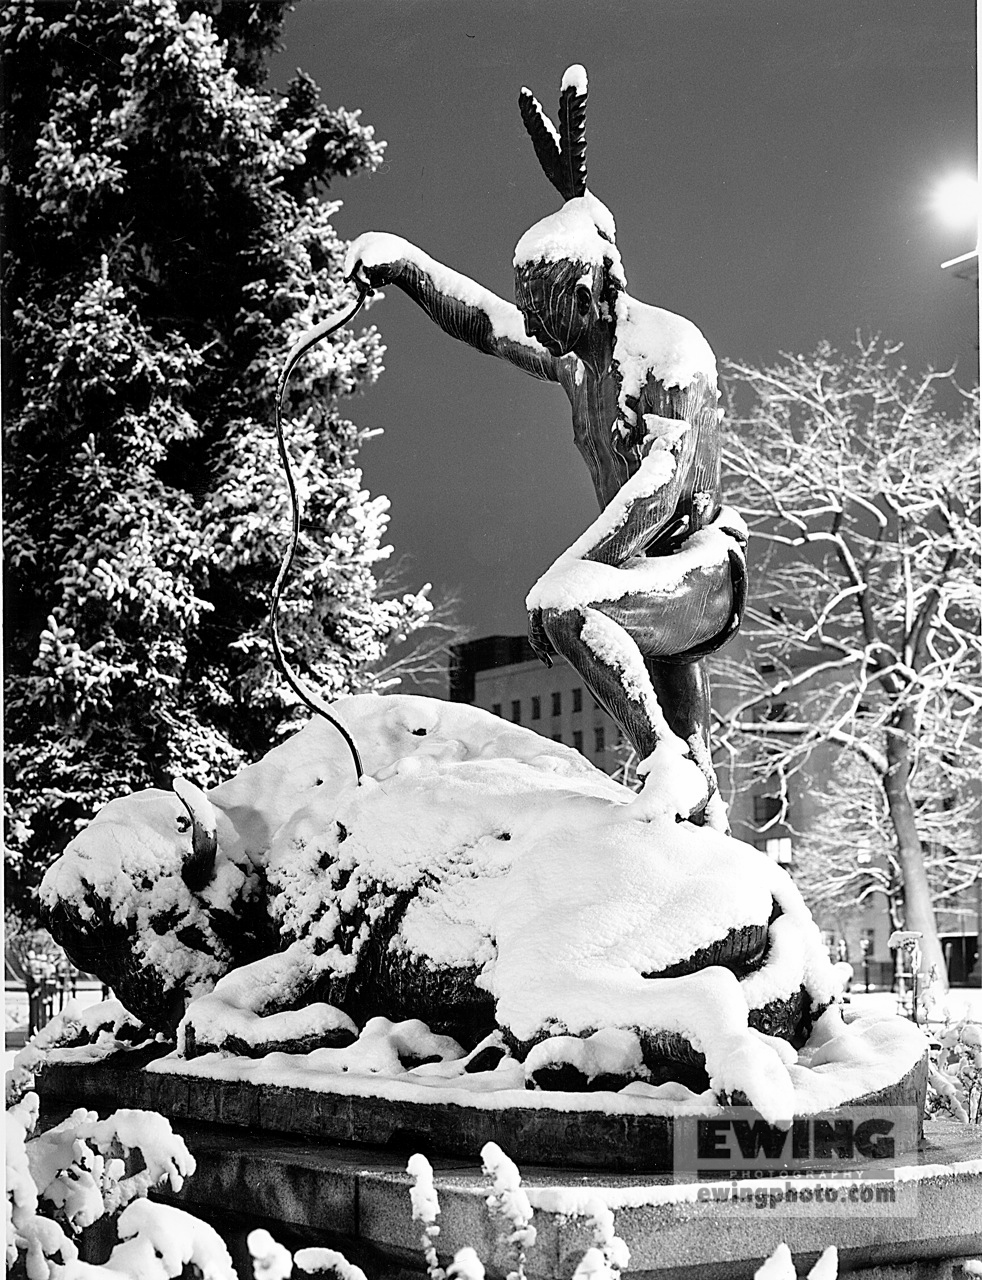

left=849, top=987, right=982, bottom=1027
left=5, top=983, right=111, bottom=1074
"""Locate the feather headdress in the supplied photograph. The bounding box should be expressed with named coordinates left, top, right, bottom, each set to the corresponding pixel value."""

left=520, top=65, right=589, bottom=202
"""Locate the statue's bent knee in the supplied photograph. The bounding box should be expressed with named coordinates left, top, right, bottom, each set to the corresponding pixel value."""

left=539, top=538, right=745, bottom=667
left=538, top=606, right=582, bottom=656
left=633, top=547, right=745, bottom=661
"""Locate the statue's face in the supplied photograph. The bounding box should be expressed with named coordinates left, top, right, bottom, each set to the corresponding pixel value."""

left=514, top=260, right=601, bottom=356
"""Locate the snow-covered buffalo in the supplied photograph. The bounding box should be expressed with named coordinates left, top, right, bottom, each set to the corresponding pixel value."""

left=42, top=694, right=842, bottom=1120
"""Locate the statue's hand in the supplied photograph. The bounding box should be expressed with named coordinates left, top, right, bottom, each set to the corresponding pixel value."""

left=343, top=232, right=401, bottom=291
left=527, top=607, right=556, bottom=668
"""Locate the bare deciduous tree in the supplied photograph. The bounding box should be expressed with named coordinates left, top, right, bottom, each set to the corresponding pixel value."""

left=367, top=573, right=469, bottom=696
left=786, top=752, right=980, bottom=933
left=714, top=337, right=981, bottom=986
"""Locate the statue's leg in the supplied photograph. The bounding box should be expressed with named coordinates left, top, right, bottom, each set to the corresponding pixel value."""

left=530, top=522, right=744, bottom=825
left=539, top=600, right=713, bottom=823
left=539, top=606, right=662, bottom=761
left=645, top=657, right=710, bottom=750
left=539, top=556, right=731, bottom=751
left=645, top=658, right=727, bottom=830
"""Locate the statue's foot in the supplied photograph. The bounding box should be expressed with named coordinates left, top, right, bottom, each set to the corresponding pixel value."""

left=631, top=738, right=709, bottom=823
left=179, top=943, right=359, bottom=1058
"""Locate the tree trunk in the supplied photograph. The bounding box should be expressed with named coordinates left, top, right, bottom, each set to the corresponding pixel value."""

left=882, top=715, right=949, bottom=991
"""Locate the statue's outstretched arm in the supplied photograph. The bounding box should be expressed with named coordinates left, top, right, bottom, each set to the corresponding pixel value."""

left=344, top=233, right=560, bottom=382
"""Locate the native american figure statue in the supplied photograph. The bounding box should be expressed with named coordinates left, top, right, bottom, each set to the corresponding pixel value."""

left=346, top=66, right=746, bottom=826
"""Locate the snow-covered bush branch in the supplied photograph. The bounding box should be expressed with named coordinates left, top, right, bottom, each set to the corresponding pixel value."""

left=927, top=1018, right=982, bottom=1124
left=5, top=1089, right=234, bottom=1280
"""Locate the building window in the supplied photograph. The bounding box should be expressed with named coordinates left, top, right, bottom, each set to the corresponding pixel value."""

left=492, top=703, right=502, bottom=717
left=756, top=700, right=789, bottom=723
left=551, top=733, right=562, bottom=742
left=763, top=837, right=792, bottom=866
left=572, top=687, right=582, bottom=713
left=573, top=730, right=583, bottom=752
left=753, top=794, right=782, bottom=825
left=511, top=699, right=521, bottom=724
left=594, top=727, right=605, bottom=753
left=531, top=696, right=541, bottom=720
left=551, top=691, right=561, bottom=716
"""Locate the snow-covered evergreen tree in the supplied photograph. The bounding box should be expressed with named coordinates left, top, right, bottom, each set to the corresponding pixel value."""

left=2, top=0, right=432, bottom=915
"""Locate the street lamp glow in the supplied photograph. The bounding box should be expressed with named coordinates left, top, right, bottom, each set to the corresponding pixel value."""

left=931, top=172, right=979, bottom=230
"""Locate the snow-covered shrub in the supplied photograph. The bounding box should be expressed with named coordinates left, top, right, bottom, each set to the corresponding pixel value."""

left=0, top=1087, right=868, bottom=1280
left=927, top=1019, right=982, bottom=1124
left=106, top=1201, right=236, bottom=1280
left=755, top=1243, right=838, bottom=1280
left=405, top=1143, right=625, bottom=1280
left=480, top=1142, right=537, bottom=1280
left=4, top=1088, right=227, bottom=1280
left=407, top=1153, right=445, bottom=1280
left=292, top=1246, right=370, bottom=1280
left=568, top=1197, right=630, bottom=1280
left=247, top=1228, right=295, bottom=1280
left=446, top=1247, right=486, bottom=1280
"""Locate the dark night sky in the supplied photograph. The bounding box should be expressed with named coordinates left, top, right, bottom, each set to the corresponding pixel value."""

left=270, top=0, right=978, bottom=640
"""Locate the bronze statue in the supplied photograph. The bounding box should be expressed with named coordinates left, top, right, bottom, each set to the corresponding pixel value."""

left=345, top=66, right=746, bottom=825
left=35, top=66, right=915, bottom=1140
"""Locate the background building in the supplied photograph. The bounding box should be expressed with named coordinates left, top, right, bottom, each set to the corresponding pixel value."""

left=449, top=634, right=979, bottom=989
left=450, top=636, right=624, bottom=776
left=449, top=635, right=802, bottom=845
left=449, top=634, right=803, bottom=847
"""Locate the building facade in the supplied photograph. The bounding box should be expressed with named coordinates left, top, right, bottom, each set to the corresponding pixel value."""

left=450, top=635, right=624, bottom=777
left=448, top=634, right=980, bottom=989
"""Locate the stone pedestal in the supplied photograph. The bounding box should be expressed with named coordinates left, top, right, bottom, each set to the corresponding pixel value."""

left=147, top=1123, right=982, bottom=1280
left=35, top=1047, right=928, bottom=1172
left=35, top=1061, right=981, bottom=1280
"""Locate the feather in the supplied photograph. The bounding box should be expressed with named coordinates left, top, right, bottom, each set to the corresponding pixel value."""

left=519, top=87, right=565, bottom=198
left=557, top=76, right=588, bottom=199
